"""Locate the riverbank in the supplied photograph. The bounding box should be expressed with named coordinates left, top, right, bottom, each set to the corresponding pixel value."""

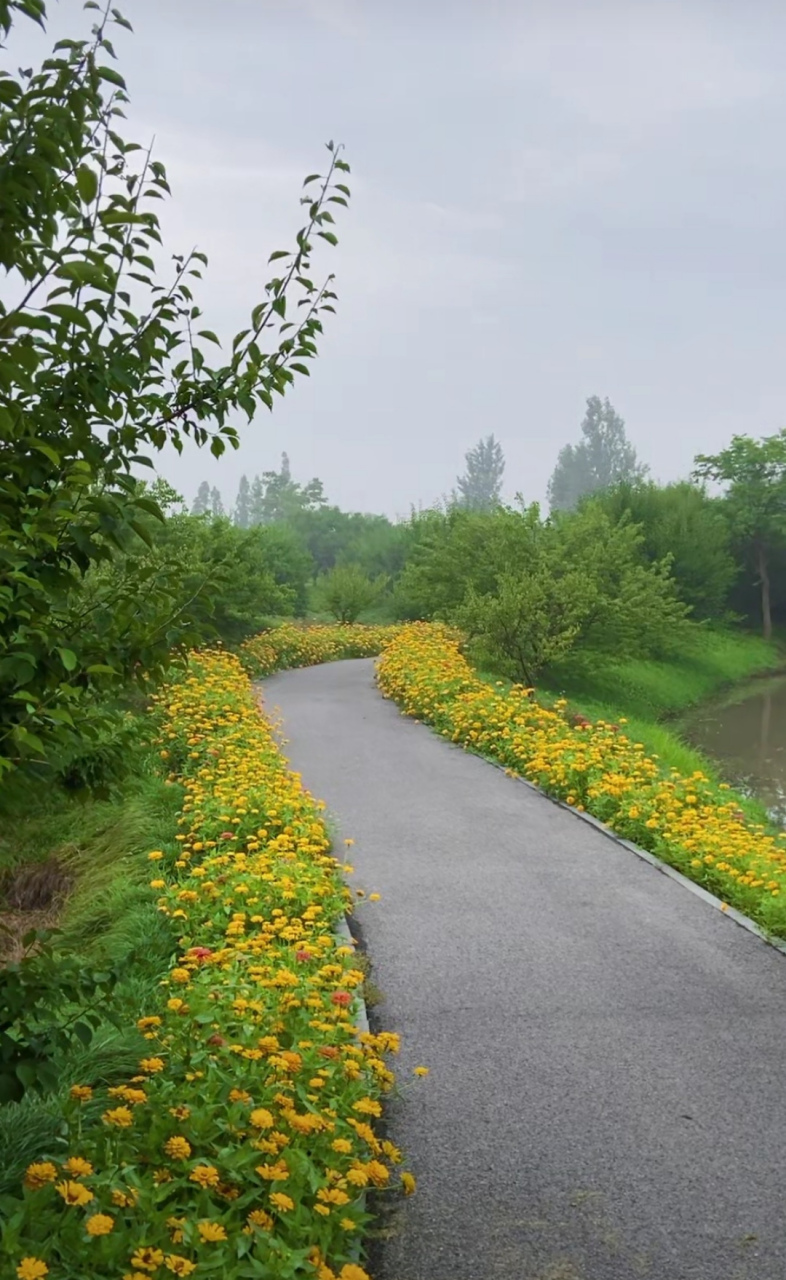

left=538, top=626, right=783, bottom=797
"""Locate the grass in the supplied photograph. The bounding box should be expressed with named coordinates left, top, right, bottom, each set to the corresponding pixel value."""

left=0, top=737, right=182, bottom=1194
left=545, top=626, right=781, bottom=722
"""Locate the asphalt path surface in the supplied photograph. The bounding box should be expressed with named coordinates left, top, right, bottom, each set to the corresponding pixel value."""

left=264, top=658, right=786, bottom=1280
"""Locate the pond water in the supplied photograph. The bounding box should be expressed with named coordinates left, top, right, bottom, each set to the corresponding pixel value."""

left=683, top=674, right=786, bottom=825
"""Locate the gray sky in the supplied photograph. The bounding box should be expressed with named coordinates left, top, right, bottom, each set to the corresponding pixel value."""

left=8, top=1, right=786, bottom=516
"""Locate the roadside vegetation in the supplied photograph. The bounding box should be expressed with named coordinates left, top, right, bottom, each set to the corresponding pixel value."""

left=4, top=2, right=786, bottom=1277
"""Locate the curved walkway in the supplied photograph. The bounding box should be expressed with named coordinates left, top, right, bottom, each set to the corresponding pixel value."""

left=265, top=658, right=786, bottom=1280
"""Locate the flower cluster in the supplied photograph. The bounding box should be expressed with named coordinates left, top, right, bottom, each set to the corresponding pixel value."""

left=239, top=624, right=402, bottom=680
left=377, top=625, right=786, bottom=937
left=4, top=650, right=412, bottom=1280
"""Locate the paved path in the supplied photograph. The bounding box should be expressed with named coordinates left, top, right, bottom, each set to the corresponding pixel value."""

left=265, top=659, right=786, bottom=1280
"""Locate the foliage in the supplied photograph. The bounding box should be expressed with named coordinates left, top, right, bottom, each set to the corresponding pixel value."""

left=0, top=930, right=118, bottom=1104
left=377, top=625, right=786, bottom=937
left=234, top=475, right=252, bottom=529
left=593, top=480, right=736, bottom=620
left=315, top=565, right=385, bottom=624
left=694, top=431, right=786, bottom=638
left=548, top=396, right=647, bottom=512
left=249, top=453, right=326, bottom=525
left=396, top=502, right=688, bottom=680
left=1, top=649, right=413, bottom=1279
left=453, top=434, right=505, bottom=512
left=0, top=0, right=350, bottom=777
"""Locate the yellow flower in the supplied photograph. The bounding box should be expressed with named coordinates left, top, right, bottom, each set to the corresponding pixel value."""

left=189, top=1165, right=220, bottom=1188
left=69, top=1085, right=93, bottom=1102
left=270, top=1191, right=295, bottom=1213
left=167, top=1217, right=186, bottom=1244
left=24, top=1162, right=57, bottom=1189
left=331, top=1138, right=353, bottom=1155
left=249, top=1108, right=274, bottom=1130
left=247, top=1209, right=273, bottom=1231
left=140, top=1057, right=165, bottom=1074
left=112, top=1188, right=139, bottom=1208
left=55, top=1180, right=94, bottom=1207
left=228, top=1089, right=251, bottom=1104
left=16, top=1260, right=48, bottom=1280
left=413, top=1065, right=429, bottom=1077
left=170, top=968, right=191, bottom=984
left=165, top=1257, right=196, bottom=1277
left=197, top=1221, right=227, bottom=1243
left=169, top=1105, right=191, bottom=1121
left=401, top=1171, right=416, bottom=1195
left=338, top=1266, right=371, bottom=1280
left=148, top=850, right=164, bottom=861
left=164, top=1136, right=192, bottom=1160
left=340, top=1217, right=357, bottom=1231
left=130, top=1247, right=165, bottom=1272
left=103, top=1106, right=134, bottom=1128
left=352, top=1097, right=381, bottom=1117
left=86, top=1213, right=115, bottom=1236
left=63, top=1156, right=93, bottom=1178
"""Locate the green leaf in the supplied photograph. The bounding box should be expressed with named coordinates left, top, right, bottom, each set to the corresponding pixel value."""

left=30, top=440, right=61, bottom=466
left=76, top=165, right=99, bottom=204
left=317, top=230, right=339, bottom=246
left=98, top=65, right=127, bottom=88
left=197, top=330, right=221, bottom=347
left=268, top=250, right=290, bottom=262
left=58, top=648, right=78, bottom=672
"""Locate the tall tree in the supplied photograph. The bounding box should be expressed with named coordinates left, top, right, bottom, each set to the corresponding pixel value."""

left=249, top=475, right=266, bottom=527
left=209, top=487, right=224, bottom=518
left=192, top=481, right=211, bottom=515
left=253, top=454, right=327, bottom=523
left=234, top=475, right=251, bottom=528
left=694, top=431, right=786, bottom=639
left=454, top=434, right=505, bottom=511
left=548, top=396, right=647, bottom=511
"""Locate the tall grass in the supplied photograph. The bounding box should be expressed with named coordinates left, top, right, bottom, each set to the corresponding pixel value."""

left=0, top=747, right=182, bottom=1193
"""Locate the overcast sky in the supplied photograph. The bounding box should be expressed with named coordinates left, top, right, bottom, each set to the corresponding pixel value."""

left=7, top=1, right=786, bottom=516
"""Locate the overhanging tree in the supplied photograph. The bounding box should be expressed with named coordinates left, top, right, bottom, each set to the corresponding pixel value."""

left=0, top=0, right=351, bottom=774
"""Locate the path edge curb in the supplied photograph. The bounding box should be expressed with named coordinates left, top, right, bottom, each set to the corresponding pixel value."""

left=475, top=740, right=786, bottom=958
left=375, top=671, right=786, bottom=959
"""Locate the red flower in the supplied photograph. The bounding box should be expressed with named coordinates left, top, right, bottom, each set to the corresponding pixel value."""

left=331, top=991, right=352, bottom=1007
left=295, top=950, right=312, bottom=962
left=189, top=947, right=213, bottom=960
left=221, top=832, right=234, bottom=840
left=207, top=1034, right=225, bottom=1046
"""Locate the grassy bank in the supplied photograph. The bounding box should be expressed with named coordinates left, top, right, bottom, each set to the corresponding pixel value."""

left=0, top=739, right=183, bottom=1197
left=533, top=626, right=783, bottom=789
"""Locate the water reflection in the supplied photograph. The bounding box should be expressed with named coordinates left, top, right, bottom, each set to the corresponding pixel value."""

left=684, top=677, right=786, bottom=825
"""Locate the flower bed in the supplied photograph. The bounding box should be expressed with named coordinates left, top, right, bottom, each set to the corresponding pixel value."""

left=240, top=624, right=403, bottom=680
left=377, top=624, right=786, bottom=938
left=3, top=650, right=410, bottom=1280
